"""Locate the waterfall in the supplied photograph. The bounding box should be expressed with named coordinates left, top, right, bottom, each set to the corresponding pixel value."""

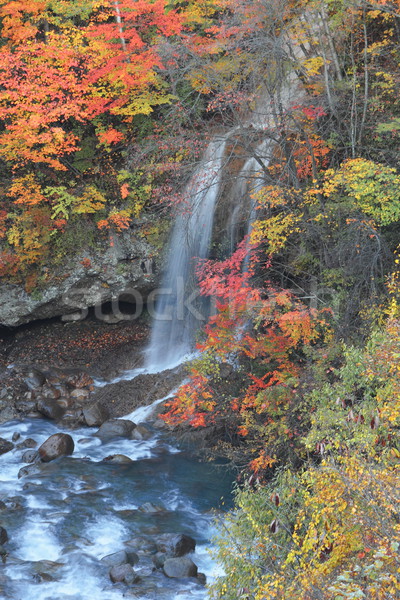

left=146, top=136, right=227, bottom=370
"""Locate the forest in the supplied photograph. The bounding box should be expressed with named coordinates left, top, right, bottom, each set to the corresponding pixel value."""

left=0, top=0, right=399, bottom=598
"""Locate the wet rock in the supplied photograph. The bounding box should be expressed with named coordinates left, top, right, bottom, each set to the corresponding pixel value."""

left=124, top=537, right=157, bottom=555
left=70, top=388, right=90, bottom=400
left=95, top=419, right=136, bottom=441
left=16, top=438, right=37, bottom=449
left=138, top=502, right=166, bottom=514
left=0, top=501, right=6, bottom=511
left=12, top=432, right=20, bottom=442
left=19, top=367, right=46, bottom=390
left=152, top=552, right=168, bottom=569
left=163, top=556, right=198, bottom=579
left=102, top=454, right=133, bottom=464
left=109, top=563, right=137, bottom=584
left=130, top=423, right=153, bottom=441
left=21, top=449, right=39, bottom=463
left=101, top=550, right=129, bottom=567
left=197, top=572, right=207, bottom=585
left=18, top=463, right=43, bottom=478
left=125, top=549, right=140, bottom=566
left=156, top=534, right=196, bottom=557
left=0, top=437, right=14, bottom=455
left=82, top=402, right=109, bottom=427
left=0, top=527, right=8, bottom=545
left=37, top=397, right=65, bottom=420
left=38, top=433, right=74, bottom=462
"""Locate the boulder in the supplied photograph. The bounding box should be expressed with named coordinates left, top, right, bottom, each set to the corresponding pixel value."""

left=95, top=419, right=136, bottom=441
left=12, top=432, right=20, bottom=442
left=0, top=438, right=14, bottom=456
left=38, top=433, right=74, bottom=462
left=37, top=397, right=65, bottom=421
left=21, top=449, right=39, bottom=463
left=82, top=402, right=109, bottom=427
left=156, top=534, right=196, bottom=557
left=163, top=556, right=198, bottom=579
left=124, top=536, right=157, bottom=555
left=130, top=424, right=153, bottom=441
left=100, top=550, right=129, bottom=567
left=19, top=367, right=46, bottom=390
left=109, top=563, right=137, bottom=584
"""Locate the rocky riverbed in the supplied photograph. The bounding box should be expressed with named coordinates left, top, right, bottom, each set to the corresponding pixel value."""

left=0, top=316, right=233, bottom=599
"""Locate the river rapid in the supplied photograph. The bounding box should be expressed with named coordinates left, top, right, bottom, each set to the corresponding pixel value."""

left=0, top=386, right=233, bottom=600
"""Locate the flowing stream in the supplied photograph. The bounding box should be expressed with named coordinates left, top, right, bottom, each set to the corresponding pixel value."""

left=0, top=398, right=232, bottom=600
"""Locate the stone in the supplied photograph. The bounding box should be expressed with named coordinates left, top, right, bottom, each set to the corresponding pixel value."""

left=0, top=527, right=8, bottom=545
left=12, top=432, right=20, bottom=442
left=130, top=424, right=153, bottom=441
left=95, top=419, right=136, bottom=441
left=18, top=464, right=43, bottom=478
left=21, top=449, right=39, bottom=463
left=100, top=550, right=129, bottom=567
left=197, top=573, right=207, bottom=585
left=16, top=438, right=37, bottom=449
left=163, top=556, right=198, bottom=579
left=70, top=388, right=90, bottom=400
left=156, top=534, right=196, bottom=557
left=124, top=537, right=157, bottom=555
left=19, top=367, right=46, bottom=390
left=82, top=402, right=109, bottom=427
left=0, top=438, right=14, bottom=456
left=37, top=397, right=65, bottom=420
left=102, top=454, right=133, bottom=464
left=109, top=563, right=137, bottom=584
left=38, top=433, right=74, bottom=462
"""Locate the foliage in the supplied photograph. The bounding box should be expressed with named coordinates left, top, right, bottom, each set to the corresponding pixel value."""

left=209, top=316, right=400, bottom=600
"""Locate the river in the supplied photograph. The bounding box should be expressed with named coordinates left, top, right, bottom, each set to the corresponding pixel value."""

left=0, top=392, right=233, bottom=599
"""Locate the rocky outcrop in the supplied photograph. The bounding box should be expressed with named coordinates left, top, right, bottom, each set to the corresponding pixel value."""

left=0, top=227, right=161, bottom=327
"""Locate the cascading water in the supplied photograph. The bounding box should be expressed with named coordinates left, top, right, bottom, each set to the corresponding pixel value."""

left=146, top=136, right=227, bottom=371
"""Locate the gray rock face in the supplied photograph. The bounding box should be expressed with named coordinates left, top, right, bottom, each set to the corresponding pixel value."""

left=95, top=419, right=136, bottom=441
left=0, top=227, right=160, bottom=326
left=38, top=433, right=74, bottom=462
left=163, top=556, right=198, bottom=579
